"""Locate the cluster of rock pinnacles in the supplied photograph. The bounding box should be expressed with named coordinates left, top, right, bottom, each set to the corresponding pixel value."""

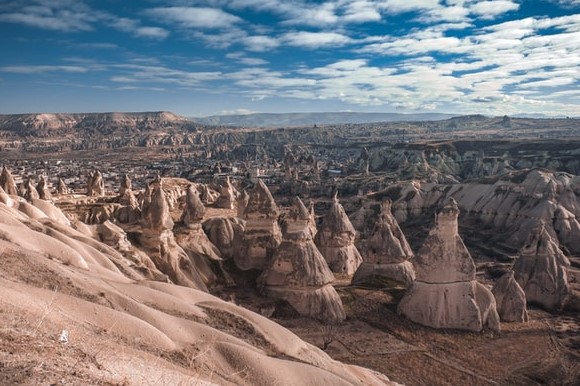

left=0, top=166, right=571, bottom=328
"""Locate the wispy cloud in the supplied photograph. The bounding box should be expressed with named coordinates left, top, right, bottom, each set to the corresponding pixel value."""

left=0, top=65, right=87, bottom=74
left=146, top=7, right=242, bottom=29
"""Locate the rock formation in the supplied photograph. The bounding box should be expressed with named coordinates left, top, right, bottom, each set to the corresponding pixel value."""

left=119, top=174, right=132, bottom=197
left=36, top=175, right=52, bottom=200
left=513, top=222, right=570, bottom=311
left=237, top=189, right=249, bottom=217
left=138, top=180, right=207, bottom=291
left=492, top=271, right=529, bottom=322
left=175, top=185, right=233, bottom=287
left=352, top=199, right=415, bottom=286
left=203, top=216, right=246, bottom=260
left=316, top=193, right=362, bottom=275
left=24, top=178, right=39, bottom=201
left=235, top=179, right=282, bottom=271
left=398, top=198, right=501, bottom=332
left=56, top=178, right=69, bottom=195
left=215, top=176, right=237, bottom=209
left=259, top=197, right=346, bottom=323
left=87, top=170, right=105, bottom=197
left=0, top=165, right=18, bottom=195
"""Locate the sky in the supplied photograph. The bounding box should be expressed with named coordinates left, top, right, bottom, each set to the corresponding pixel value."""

left=0, top=0, right=579, bottom=117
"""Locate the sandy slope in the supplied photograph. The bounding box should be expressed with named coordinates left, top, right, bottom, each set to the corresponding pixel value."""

left=0, top=194, right=395, bottom=385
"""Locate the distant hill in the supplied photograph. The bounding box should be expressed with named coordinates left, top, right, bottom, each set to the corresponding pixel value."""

left=190, top=112, right=459, bottom=127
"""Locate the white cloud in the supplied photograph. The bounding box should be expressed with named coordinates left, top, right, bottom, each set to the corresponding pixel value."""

left=469, top=1, right=519, bottom=19
left=147, top=7, right=242, bottom=29
left=134, top=27, right=170, bottom=40
left=283, top=31, right=352, bottom=48
left=241, top=35, right=280, bottom=52
left=0, top=65, right=87, bottom=74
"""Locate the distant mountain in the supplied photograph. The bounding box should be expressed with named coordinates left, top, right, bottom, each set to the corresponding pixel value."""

left=190, top=112, right=459, bottom=127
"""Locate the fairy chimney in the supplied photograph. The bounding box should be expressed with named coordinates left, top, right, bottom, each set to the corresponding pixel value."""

left=352, top=199, right=415, bottom=286
left=316, top=192, right=362, bottom=275
left=513, top=222, right=570, bottom=312
left=259, top=196, right=346, bottom=323
left=235, top=179, right=282, bottom=271
left=398, top=198, right=501, bottom=332
left=0, top=166, right=18, bottom=196
left=36, top=175, right=52, bottom=200
left=492, top=271, right=529, bottom=322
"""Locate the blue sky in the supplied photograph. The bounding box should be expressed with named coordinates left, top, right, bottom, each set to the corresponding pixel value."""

left=0, top=0, right=578, bottom=117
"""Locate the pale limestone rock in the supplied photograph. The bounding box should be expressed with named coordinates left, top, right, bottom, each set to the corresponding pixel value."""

left=119, top=174, right=132, bottom=197
left=492, top=271, right=529, bottom=322
left=237, top=190, right=249, bottom=217
left=353, top=199, right=415, bottom=286
left=0, top=166, right=18, bottom=195
left=259, top=197, right=345, bottom=323
left=513, top=222, right=570, bottom=312
left=398, top=198, right=500, bottom=332
left=24, top=178, right=39, bottom=201
left=87, top=170, right=105, bottom=197
left=175, top=185, right=233, bottom=287
left=316, top=193, right=362, bottom=275
left=235, top=180, right=282, bottom=271
left=138, top=183, right=207, bottom=291
left=180, top=184, right=205, bottom=226
left=215, top=176, right=237, bottom=209
left=202, top=216, right=245, bottom=260
left=36, top=175, right=52, bottom=200
left=56, top=178, right=69, bottom=195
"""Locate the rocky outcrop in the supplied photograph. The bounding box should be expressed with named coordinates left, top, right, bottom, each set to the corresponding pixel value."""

left=237, top=190, right=249, bottom=217
left=235, top=180, right=282, bottom=271
left=56, top=178, right=69, bottom=195
left=0, top=166, right=18, bottom=195
left=36, top=175, right=52, bottom=200
left=259, top=197, right=345, bottom=323
left=492, top=271, right=529, bottom=322
left=138, top=181, right=207, bottom=291
left=316, top=193, right=362, bottom=275
left=513, top=222, right=570, bottom=312
left=215, top=176, right=237, bottom=209
left=119, top=174, right=132, bottom=197
left=175, top=185, right=233, bottom=287
left=398, top=198, right=500, bottom=332
left=352, top=199, right=415, bottom=286
left=202, top=216, right=245, bottom=260
left=87, top=170, right=105, bottom=197
left=24, top=178, right=39, bottom=201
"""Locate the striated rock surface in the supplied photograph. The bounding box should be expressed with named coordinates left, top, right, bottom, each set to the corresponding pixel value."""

left=259, top=197, right=346, bottom=323
left=235, top=180, right=282, bottom=271
left=398, top=198, right=500, bottom=332
left=352, top=199, right=415, bottom=286
left=316, top=193, right=362, bottom=275
left=492, top=271, right=529, bottom=322
left=0, top=166, right=18, bottom=195
left=513, top=222, right=570, bottom=311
